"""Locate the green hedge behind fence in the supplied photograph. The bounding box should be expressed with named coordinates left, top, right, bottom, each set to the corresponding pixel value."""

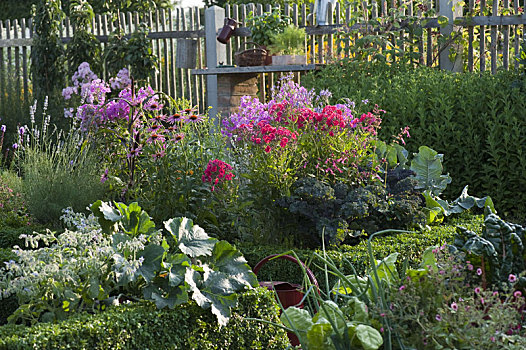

left=0, top=288, right=289, bottom=350
left=304, top=63, right=526, bottom=220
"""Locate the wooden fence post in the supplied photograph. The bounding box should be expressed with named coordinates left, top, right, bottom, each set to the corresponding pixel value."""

left=205, top=6, right=226, bottom=119
left=438, top=0, right=463, bottom=72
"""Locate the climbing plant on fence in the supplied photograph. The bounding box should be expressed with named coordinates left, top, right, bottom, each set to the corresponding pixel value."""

left=31, top=0, right=65, bottom=102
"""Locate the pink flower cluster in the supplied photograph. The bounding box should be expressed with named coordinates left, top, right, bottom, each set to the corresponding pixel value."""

left=202, top=159, right=235, bottom=191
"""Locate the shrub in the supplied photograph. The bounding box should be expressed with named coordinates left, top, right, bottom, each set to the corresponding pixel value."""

left=303, top=62, right=526, bottom=220
left=0, top=288, right=289, bottom=350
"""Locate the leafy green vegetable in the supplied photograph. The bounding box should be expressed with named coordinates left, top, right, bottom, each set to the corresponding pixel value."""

left=410, top=146, right=451, bottom=196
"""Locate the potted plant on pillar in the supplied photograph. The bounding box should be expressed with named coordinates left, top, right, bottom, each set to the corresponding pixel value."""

left=268, top=25, right=307, bottom=65
left=244, top=8, right=290, bottom=65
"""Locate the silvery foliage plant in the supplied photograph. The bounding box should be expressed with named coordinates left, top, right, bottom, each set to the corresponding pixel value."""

left=0, top=205, right=161, bottom=324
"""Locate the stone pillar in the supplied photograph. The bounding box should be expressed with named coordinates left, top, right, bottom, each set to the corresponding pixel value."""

left=217, top=74, right=259, bottom=118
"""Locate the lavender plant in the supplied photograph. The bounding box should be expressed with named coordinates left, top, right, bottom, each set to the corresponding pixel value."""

left=15, top=97, right=105, bottom=224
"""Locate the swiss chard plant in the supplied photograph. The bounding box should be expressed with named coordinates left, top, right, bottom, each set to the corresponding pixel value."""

left=451, top=211, right=526, bottom=290
left=410, top=146, right=451, bottom=196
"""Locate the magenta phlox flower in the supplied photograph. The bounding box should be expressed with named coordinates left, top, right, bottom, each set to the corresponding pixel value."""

left=104, top=100, right=130, bottom=122
left=88, top=79, right=111, bottom=104
left=223, top=96, right=272, bottom=137
left=202, top=159, right=235, bottom=191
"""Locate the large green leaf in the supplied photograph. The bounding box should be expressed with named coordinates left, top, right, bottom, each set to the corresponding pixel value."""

left=115, top=202, right=156, bottom=237
left=355, top=324, right=383, bottom=350
left=346, top=297, right=369, bottom=323
left=332, top=275, right=369, bottom=297
left=373, top=253, right=399, bottom=286
left=90, top=200, right=120, bottom=234
left=449, top=186, right=496, bottom=214
left=185, top=268, right=210, bottom=308
left=307, top=318, right=335, bottom=350
left=137, top=244, right=165, bottom=282
left=143, top=283, right=189, bottom=309
left=281, top=307, right=314, bottom=335
left=163, top=253, right=191, bottom=287
left=313, top=300, right=347, bottom=334
left=410, top=146, right=452, bottom=196
left=210, top=240, right=258, bottom=288
left=420, top=246, right=438, bottom=272
left=112, top=254, right=136, bottom=286
left=203, top=288, right=238, bottom=327
left=185, top=268, right=239, bottom=326
left=164, top=217, right=217, bottom=257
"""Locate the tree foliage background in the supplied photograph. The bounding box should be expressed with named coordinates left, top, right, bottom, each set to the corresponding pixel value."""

left=0, top=0, right=172, bottom=20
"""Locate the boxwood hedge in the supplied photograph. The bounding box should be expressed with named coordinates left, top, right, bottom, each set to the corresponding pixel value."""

left=239, top=215, right=484, bottom=287
left=0, top=288, right=289, bottom=350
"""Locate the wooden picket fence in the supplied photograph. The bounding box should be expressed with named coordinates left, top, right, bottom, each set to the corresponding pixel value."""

left=0, top=1, right=525, bottom=113
left=0, top=7, right=207, bottom=111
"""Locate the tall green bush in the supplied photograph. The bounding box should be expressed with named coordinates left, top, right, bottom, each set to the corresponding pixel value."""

left=31, top=0, right=65, bottom=104
left=303, top=62, right=526, bottom=219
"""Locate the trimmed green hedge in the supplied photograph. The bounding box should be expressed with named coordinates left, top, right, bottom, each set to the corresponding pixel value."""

left=0, top=247, right=16, bottom=264
left=0, top=288, right=289, bottom=350
left=304, top=63, right=526, bottom=220
left=239, top=215, right=484, bottom=287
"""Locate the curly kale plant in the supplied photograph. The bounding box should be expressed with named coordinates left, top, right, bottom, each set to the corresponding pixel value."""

left=278, top=174, right=425, bottom=247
